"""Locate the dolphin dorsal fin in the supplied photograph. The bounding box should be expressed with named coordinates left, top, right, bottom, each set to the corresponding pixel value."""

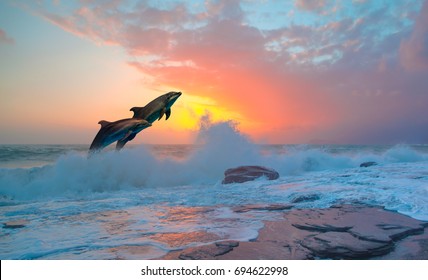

left=130, top=107, right=144, bottom=118
left=98, top=120, right=110, bottom=127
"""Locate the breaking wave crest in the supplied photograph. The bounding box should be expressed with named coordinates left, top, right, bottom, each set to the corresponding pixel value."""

left=1, top=120, right=427, bottom=201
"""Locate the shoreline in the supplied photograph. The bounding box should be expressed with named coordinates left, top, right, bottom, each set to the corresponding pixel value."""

left=2, top=203, right=428, bottom=260
left=157, top=204, right=428, bottom=260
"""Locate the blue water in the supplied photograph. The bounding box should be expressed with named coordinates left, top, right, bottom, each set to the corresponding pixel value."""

left=1, top=122, right=428, bottom=259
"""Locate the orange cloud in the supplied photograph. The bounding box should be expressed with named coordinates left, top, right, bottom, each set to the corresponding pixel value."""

left=18, top=0, right=428, bottom=144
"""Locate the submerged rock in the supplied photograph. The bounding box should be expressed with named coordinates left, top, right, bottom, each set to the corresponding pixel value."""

left=360, top=161, right=378, bottom=167
left=222, top=166, right=279, bottom=184
left=3, top=219, right=28, bottom=229
left=291, top=194, right=321, bottom=203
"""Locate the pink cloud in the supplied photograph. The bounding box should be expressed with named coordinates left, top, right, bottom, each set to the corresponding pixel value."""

left=295, top=0, right=329, bottom=11
left=123, top=26, right=172, bottom=55
left=0, top=28, right=14, bottom=44
left=25, top=0, right=428, bottom=144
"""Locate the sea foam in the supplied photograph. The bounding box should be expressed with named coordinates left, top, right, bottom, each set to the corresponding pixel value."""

left=0, top=119, right=427, bottom=201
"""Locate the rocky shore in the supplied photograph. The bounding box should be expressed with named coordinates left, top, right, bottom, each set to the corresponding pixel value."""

left=160, top=204, right=428, bottom=260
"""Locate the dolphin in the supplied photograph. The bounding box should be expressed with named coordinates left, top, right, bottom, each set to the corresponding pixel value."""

left=115, top=91, right=182, bottom=150
left=89, top=118, right=151, bottom=154
left=130, top=91, right=182, bottom=123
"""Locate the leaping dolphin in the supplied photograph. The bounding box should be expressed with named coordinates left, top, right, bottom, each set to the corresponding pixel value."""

left=89, top=118, right=151, bottom=154
left=116, top=91, right=182, bottom=150
left=131, top=91, right=182, bottom=122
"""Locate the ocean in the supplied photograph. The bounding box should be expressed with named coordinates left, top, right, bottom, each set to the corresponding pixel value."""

left=1, top=122, right=428, bottom=259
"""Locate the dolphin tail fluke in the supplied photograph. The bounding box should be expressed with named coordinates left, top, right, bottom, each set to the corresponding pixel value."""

left=87, top=147, right=100, bottom=157
left=165, top=108, right=171, bottom=120
left=89, top=129, right=106, bottom=154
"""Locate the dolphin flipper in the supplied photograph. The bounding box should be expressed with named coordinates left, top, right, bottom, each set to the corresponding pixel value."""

left=116, top=132, right=137, bottom=150
left=165, top=108, right=171, bottom=120
left=158, top=108, right=166, bottom=121
left=116, top=139, right=127, bottom=150
left=127, top=133, right=137, bottom=142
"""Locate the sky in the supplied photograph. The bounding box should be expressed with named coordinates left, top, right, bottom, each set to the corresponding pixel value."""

left=0, top=0, right=427, bottom=145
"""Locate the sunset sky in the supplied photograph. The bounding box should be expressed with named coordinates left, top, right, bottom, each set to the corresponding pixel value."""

left=1, top=0, right=428, bottom=145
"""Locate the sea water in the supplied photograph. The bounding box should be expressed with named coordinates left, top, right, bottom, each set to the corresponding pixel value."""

left=1, top=121, right=428, bottom=259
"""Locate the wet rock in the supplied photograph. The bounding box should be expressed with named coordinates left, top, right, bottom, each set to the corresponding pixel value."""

left=233, top=203, right=293, bottom=213
left=292, top=223, right=352, bottom=232
left=266, top=205, right=427, bottom=259
left=360, top=161, right=378, bottom=167
left=178, top=241, right=238, bottom=260
left=218, top=241, right=310, bottom=260
left=222, top=166, right=279, bottom=184
left=300, top=231, right=394, bottom=259
left=215, top=241, right=239, bottom=247
left=160, top=204, right=428, bottom=260
left=149, top=231, right=220, bottom=248
left=374, top=229, right=428, bottom=260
